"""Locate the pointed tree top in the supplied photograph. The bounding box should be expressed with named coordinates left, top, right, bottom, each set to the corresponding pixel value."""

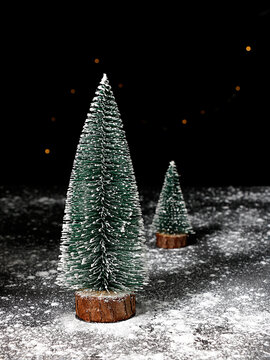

left=168, top=160, right=181, bottom=178
left=101, top=73, right=108, bottom=84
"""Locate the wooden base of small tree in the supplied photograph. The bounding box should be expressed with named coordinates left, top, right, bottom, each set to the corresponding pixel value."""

left=156, top=232, right=187, bottom=249
left=75, top=290, right=136, bottom=323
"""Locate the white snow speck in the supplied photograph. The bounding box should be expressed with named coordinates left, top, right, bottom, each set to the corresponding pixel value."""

left=51, top=302, right=59, bottom=307
left=35, top=271, right=50, bottom=278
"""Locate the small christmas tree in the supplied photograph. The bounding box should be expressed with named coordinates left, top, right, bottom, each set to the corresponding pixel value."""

left=152, top=160, right=193, bottom=248
left=56, top=74, right=147, bottom=322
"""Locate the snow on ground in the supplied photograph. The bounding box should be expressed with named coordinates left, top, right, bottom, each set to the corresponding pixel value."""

left=0, top=185, right=270, bottom=359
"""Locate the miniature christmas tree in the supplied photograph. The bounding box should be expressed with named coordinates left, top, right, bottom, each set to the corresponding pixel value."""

left=152, top=160, right=193, bottom=248
left=56, top=74, right=147, bottom=322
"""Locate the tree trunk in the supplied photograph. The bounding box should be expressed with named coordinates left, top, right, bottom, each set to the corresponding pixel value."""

left=75, top=290, right=136, bottom=323
left=156, top=232, right=187, bottom=249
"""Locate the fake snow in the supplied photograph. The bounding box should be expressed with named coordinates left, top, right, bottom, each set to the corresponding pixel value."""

left=75, top=290, right=133, bottom=299
left=0, top=186, right=270, bottom=359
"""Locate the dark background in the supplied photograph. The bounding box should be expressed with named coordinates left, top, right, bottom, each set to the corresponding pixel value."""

left=2, top=5, right=270, bottom=188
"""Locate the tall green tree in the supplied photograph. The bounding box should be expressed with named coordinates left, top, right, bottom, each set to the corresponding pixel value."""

left=57, top=74, right=147, bottom=292
left=153, top=161, right=193, bottom=235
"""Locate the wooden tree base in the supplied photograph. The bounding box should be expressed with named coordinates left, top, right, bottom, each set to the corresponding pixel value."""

left=156, top=232, right=187, bottom=249
left=75, top=290, right=136, bottom=323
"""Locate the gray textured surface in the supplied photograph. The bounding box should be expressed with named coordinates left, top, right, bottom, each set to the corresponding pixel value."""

left=0, top=186, right=270, bottom=359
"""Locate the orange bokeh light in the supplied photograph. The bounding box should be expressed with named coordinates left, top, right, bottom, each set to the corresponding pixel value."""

left=45, top=148, right=50, bottom=154
left=70, top=89, right=76, bottom=94
left=246, top=45, right=252, bottom=52
left=94, top=58, right=100, bottom=63
left=182, top=119, right=187, bottom=125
